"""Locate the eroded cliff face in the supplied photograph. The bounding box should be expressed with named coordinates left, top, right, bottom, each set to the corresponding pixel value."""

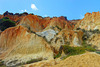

left=74, top=11, right=100, bottom=50
left=44, top=16, right=73, bottom=31
left=87, top=34, right=100, bottom=50
left=0, top=26, right=53, bottom=66
left=0, top=11, right=93, bottom=67
left=36, top=29, right=83, bottom=55
left=18, top=14, right=43, bottom=32
left=75, top=11, right=100, bottom=30
left=18, top=15, right=73, bottom=32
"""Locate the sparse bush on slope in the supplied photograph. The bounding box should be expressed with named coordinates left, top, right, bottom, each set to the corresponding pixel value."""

left=0, top=61, right=6, bottom=67
left=54, top=41, right=96, bottom=59
left=0, top=17, right=16, bottom=31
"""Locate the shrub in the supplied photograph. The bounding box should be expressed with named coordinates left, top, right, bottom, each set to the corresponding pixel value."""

left=3, top=17, right=9, bottom=19
left=0, top=17, right=16, bottom=31
left=82, top=29, right=86, bottom=32
left=54, top=45, right=86, bottom=59
left=82, top=40, right=96, bottom=52
left=92, top=29, right=100, bottom=34
left=62, top=45, right=86, bottom=55
left=0, top=61, right=6, bottom=67
left=54, top=43, right=96, bottom=59
left=76, top=28, right=81, bottom=30
left=54, top=53, right=61, bottom=59
left=19, top=12, right=28, bottom=16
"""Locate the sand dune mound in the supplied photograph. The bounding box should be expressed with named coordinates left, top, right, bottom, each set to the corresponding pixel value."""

left=22, top=52, right=100, bottom=67
left=53, top=52, right=100, bottom=67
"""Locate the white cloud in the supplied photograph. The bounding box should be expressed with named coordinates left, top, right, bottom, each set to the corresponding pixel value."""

left=31, top=4, right=38, bottom=10
left=44, top=14, right=48, bottom=17
left=25, top=9, right=27, bottom=12
left=21, top=9, right=27, bottom=12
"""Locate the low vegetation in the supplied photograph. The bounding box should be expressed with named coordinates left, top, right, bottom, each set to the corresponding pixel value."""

left=82, top=40, right=96, bottom=51
left=77, top=28, right=100, bottom=40
left=0, top=17, right=16, bottom=31
left=0, top=61, right=6, bottom=67
left=54, top=40, right=96, bottom=59
left=54, top=53, right=61, bottom=59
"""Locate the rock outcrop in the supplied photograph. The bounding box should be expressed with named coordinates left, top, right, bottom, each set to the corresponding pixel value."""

left=0, top=11, right=26, bottom=25
left=75, top=11, right=100, bottom=30
left=18, top=14, right=43, bottom=32
left=44, top=16, right=72, bottom=31
left=0, top=26, right=53, bottom=66
left=36, top=29, right=57, bottom=42
left=3, top=11, right=13, bottom=16
left=87, top=34, right=100, bottom=50
left=0, top=11, right=91, bottom=67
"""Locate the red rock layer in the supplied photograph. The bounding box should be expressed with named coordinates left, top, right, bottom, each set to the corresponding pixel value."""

left=18, top=14, right=74, bottom=32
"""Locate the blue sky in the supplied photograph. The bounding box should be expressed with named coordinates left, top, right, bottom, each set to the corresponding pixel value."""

left=0, top=0, right=100, bottom=20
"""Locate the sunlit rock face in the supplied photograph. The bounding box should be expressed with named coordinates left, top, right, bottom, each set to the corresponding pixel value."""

left=74, top=11, right=100, bottom=50
left=0, top=26, right=53, bottom=66
left=87, top=34, right=100, bottom=50
left=73, top=36, right=80, bottom=46
left=0, top=11, right=84, bottom=67
left=18, top=14, right=74, bottom=33
left=18, top=14, right=43, bottom=32
left=75, top=11, right=100, bottom=30
left=49, top=29, right=83, bottom=53
left=36, top=29, right=57, bottom=42
left=44, top=16, right=72, bottom=31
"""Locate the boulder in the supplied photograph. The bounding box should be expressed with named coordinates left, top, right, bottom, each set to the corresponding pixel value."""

left=36, top=29, right=57, bottom=42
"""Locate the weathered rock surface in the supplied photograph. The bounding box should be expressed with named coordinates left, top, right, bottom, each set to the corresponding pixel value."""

left=0, top=11, right=94, bottom=67
left=75, top=11, right=100, bottom=30
left=74, top=11, right=100, bottom=51
left=51, top=29, right=83, bottom=47
left=0, top=26, right=53, bottom=66
left=44, top=16, right=72, bottom=31
left=18, top=14, right=43, bottom=32
left=87, top=34, right=100, bottom=50
left=36, top=29, right=57, bottom=42
left=0, top=30, right=2, bottom=34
